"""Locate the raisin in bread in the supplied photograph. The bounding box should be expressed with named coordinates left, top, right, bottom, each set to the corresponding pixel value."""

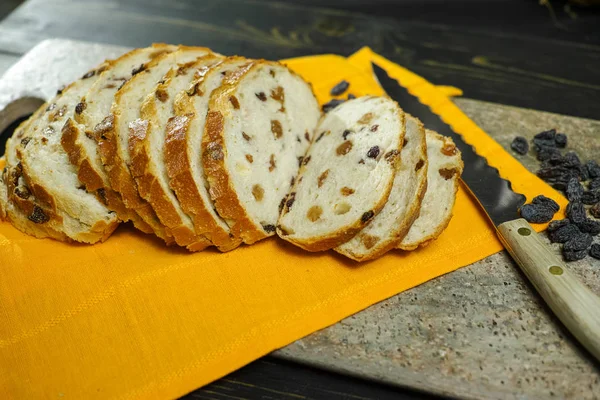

left=167, top=57, right=251, bottom=251
left=277, top=96, right=405, bottom=252
left=131, top=54, right=224, bottom=251
left=64, top=44, right=178, bottom=240
left=397, top=130, right=463, bottom=250
left=14, top=65, right=120, bottom=244
left=335, top=114, right=427, bottom=261
left=203, top=60, right=320, bottom=244
left=99, top=46, right=213, bottom=248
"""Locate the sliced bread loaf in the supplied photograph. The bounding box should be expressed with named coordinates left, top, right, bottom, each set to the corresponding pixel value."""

left=335, top=114, right=427, bottom=261
left=64, top=44, right=178, bottom=240
left=131, top=54, right=224, bottom=251
left=14, top=63, right=120, bottom=244
left=167, top=57, right=251, bottom=251
left=397, top=130, right=463, bottom=250
left=99, top=46, right=213, bottom=248
left=277, top=96, right=405, bottom=252
left=202, top=60, right=320, bottom=244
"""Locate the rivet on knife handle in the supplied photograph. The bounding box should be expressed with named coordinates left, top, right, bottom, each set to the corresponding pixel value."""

left=497, top=218, right=600, bottom=361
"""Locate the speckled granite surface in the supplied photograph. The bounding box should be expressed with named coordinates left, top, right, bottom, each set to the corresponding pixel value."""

left=276, top=99, right=600, bottom=399
left=1, top=41, right=598, bottom=400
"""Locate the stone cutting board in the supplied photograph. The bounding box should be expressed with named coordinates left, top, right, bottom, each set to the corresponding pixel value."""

left=1, top=39, right=599, bottom=400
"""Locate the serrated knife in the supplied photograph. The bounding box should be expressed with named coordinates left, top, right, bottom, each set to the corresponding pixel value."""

left=372, top=62, right=600, bottom=361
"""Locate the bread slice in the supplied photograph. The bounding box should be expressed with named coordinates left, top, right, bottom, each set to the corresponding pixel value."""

left=1, top=115, right=70, bottom=241
left=167, top=57, right=251, bottom=251
left=277, top=96, right=405, bottom=252
left=4, top=115, right=116, bottom=243
left=397, top=130, right=463, bottom=250
left=13, top=63, right=119, bottom=244
left=335, top=114, right=427, bottom=261
left=131, top=54, right=224, bottom=251
left=203, top=60, right=320, bottom=244
left=0, top=166, right=70, bottom=242
left=99, top=46, right=214, bottom=249
left=64, top=44, right=178, bottom=241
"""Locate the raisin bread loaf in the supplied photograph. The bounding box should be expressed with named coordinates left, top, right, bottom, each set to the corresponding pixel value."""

left=397, top=130, right=463, bottom=250
left=64, top=44, right=178, bottom=240
left=166, top=57, right=251, bottom=251
left=203, top=60, right=320, bottom=244
left=14, top=65, right=119, bottom=243
left=99, top=46, right=213, bottom=248
left=277, top=96, right=405, bottom=252
left=335, top=114, right=427, bottom=261
left=131, top=54, right=224, bottom=251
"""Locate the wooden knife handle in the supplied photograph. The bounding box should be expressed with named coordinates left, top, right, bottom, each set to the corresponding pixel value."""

left=497, top=218, right=600, bottom=361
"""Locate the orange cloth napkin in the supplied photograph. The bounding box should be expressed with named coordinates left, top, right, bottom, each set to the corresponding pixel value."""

left=0, top=48, right=566, bottom=399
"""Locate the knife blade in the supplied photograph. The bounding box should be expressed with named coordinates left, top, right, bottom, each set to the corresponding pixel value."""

left=372, top=62, right=600, bottom=361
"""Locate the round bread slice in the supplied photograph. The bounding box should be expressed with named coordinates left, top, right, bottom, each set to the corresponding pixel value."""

left=202, top=60, right=320, bottom=244
left=64, top=44, right=178, bottom=241
left=397, top=130, right=463, bottom=250
left=335, top=114, right=428, bottom=261
left=277, top=96, right=405, bottom=252
left=98, top=46, right=213, bottom=249
left=14, top=65, right=119, bottom=244
left=131, top=54, right=224, bottom=251
left=167, top=57, right=252, bottom=251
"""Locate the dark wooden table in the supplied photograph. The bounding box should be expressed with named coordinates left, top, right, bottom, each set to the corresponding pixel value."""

left=0, top=0, right=599, bottom=398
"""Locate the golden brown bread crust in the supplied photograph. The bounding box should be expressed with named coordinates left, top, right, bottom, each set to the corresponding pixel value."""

left=61, top=118, right=153, bottom=234
left=98, top=113, right=173, bottom=244
left=165, top=115, right=240, bottom=251
left=166, top=57, right=248, bottom=252
left=202, top=61, right=272, bottom=245
left=397, top=132, right=464, bottom=251
left=277, top=103, right=405, bottom=253
left=129, top=98, right=211, bottom=251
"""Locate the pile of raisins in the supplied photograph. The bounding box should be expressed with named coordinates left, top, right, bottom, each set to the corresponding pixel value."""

left=511, top=129, right=600, bottom=261
left=322, top=80, right=356, bottom=112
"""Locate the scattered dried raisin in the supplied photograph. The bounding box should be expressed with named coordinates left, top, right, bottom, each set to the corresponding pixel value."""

left=510, top=136, right=529, bottom=155
left=566, top=201, right=586, bottom=224
left=532, top=195, right=559, bottom=213
left=548, top=224, right=580, bottom=243
left=322, top=99, right=345, bottom=113
left=590, top=244, right=600, bottom=260
left=555, top=133, right=567, bottom=148
left=330, top=80, right=350, bottom=96
left=589, top=178, right=600, bottom=191
left=566, top=178, right=583, bottom=202
left=591, top=203, right=600, bottom=218
left=533, top=129, right=556, bottom=142
left=582, top=190, right=600, bottom=205
left=519, top=204, right=555, bottom=224
left=547, top=219, right=570, bottom=233
left=563, top=249, right=587, bottom=262
left=587, top=160, right=600, bottom=179
left=577, top=219, right=600, bottom=236
left=563, top=232, right=592, bottom=252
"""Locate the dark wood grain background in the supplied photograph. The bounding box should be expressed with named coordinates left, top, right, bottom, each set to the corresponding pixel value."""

left=0, top=0, right=599, bottom=398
